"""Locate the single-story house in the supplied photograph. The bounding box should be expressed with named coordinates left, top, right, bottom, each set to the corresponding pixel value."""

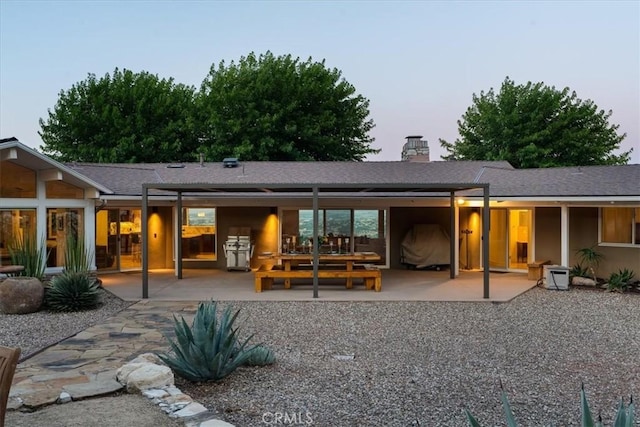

left=1, top=137, right=638, bottom=297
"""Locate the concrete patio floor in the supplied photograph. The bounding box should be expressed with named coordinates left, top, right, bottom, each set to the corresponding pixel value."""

left=100, top=268, right=538, bottom=302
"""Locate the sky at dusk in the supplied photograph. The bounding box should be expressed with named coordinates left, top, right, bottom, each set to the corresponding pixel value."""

left=1, top=1, right=638, bottom=163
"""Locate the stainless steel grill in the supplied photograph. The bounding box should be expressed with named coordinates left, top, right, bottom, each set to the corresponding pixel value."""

left=223, top=234, right=253, bottom=271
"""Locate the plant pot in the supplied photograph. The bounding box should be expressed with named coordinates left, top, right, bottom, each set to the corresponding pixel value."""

left=0, top=276, right=44, bottom=314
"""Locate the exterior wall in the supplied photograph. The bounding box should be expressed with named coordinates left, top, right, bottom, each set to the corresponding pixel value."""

left=568, top=207, right=639, bottom=278
left=389, top=207, right=451, bottom=269
left=147, top=206, right=172, bottom=269
left=534, top=207, right=562, bottom=265
left=216, top=206, right=272, bottom=269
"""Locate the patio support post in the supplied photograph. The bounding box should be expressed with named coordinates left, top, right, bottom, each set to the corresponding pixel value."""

left=561, top=205, right=569, bottom=267
left=142, top=186, right=149, bottom=299
left=483, top=185, right=490, bottom=298
left=449, top=192, right=456, bottom=279
left=312, top=186, right=319, bottom=298
left=177, top=191, right=183, bottom=279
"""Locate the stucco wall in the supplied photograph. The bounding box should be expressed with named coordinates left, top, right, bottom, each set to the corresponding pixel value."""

left=534, top=207, right=561, bottom=265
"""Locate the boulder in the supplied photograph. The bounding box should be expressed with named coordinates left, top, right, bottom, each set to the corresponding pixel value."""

left=0, top=277, right=44, bottom=314
left=572, top=276, right=596, bottom=287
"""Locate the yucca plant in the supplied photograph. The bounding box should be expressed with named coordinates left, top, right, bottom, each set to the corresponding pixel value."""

left=63, top=234, right=94, bottom=274
left=9, top=233, right=48, bottom=280
left=465, top=383, right=635, bottom=427
left=45, top=271, right=101, bottom=312
left=576, top=246, right=604, bottom=283
left=158, top=301, right=274, bottom=382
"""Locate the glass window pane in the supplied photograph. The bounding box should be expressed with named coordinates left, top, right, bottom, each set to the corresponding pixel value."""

left=181, top=208, right=216, bottom=260
left=0, top=209, right=36, bottom=265
left=0, top=161, right=36, bottom=198
left=46, top=208, right=84, bottom=267
left=46, top=181, right=84, bottom=199
left=601, top=207, right=632, bottom=244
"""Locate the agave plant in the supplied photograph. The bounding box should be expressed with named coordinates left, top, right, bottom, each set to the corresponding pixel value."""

left=8, top=233, right=48, bottom=280
left=158, top=301, right=275, bottom=382
left=607, top=269, right=636, bottom=293
left=63, top=234, right=94, bottom=273
left=465, top=383, right=635, bottom=427
left=46, top=271, right=101, bottom=312
left=243, top=344, right=276, bottom=366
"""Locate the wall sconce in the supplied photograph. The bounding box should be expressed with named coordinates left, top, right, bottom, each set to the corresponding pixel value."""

left=457, top=199, right=465, bottom=206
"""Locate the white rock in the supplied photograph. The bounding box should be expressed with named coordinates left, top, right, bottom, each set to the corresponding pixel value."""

left=143, top=388, right=170, bottom=399
left=130, top=352, right=165, bottom=365
left=116, top=362, right=147, bottom=383
left=125, top=364, right=174, bottom=393
left=164, top=385, right=183, bottom=396
left=572, top=276, right=596, bottom=286
left=57, top=391, right=72, bottom=404
left=171, top=402, right=208, bottom=418
left=198, top=420, right=236, bottom=427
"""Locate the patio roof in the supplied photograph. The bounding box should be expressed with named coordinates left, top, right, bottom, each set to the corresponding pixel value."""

left=140, top=181, right=492, bottom=300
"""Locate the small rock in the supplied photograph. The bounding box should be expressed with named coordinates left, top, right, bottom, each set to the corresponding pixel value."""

left=58, top=391, right=72, bottom=404
left=143, top=388, right=170, bottom=399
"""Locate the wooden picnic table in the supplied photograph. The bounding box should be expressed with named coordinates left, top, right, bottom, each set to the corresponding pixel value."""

left=255, top=252, right=382, bottom=292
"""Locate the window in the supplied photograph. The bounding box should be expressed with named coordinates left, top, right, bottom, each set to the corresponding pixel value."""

left=281, top=208, right=387, bottom=263
left=46, top=208, right=84, bottom=267
left=46, top=181, right=84, bottom=199
left=0, top=161, right=36, bottom=198
left=0, top=209, right=37, bottom=265
left=181, top=208, right=216, bottom=260
left=600, top=207, right=640, bottom=245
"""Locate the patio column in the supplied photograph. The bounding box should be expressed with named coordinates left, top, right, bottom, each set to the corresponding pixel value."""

left=142, top=186, right=149, bottom=299
left=449, top=192, right=456, bottom=279
left=312, top=186, right=319, bottom=298
left=483, top=185, right=490, bottom=298
left=176, top=191, right=183, bottom=279
left=561, top=205, right=569, bottom=267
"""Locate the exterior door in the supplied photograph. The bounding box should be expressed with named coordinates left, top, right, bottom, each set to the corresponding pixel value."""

left=95, top=208, right=142, bottom=271
left=488, top=208, right=532, bottom=271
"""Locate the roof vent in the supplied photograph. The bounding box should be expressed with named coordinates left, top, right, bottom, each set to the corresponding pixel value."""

left=166, top=164, right=185, bottom=168
left=223, top=157, right=239, bottom=168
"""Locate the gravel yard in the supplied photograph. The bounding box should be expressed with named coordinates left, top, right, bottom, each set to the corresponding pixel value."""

left=178, top=288, right=639, bottom=426
left=0, top=288, right=133, bottom=361
left=1, top=286, right=638, bottom=426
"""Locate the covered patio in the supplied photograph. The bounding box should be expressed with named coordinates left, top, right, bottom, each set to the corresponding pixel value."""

left=101, top=269, right=537, bottom=302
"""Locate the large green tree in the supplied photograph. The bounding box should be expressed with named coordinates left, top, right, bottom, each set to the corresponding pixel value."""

left=439, top=77, right=631, bottom=168
left=197, top=51, right=378, bottom=161
left=39, top=68, right=198, bottom=162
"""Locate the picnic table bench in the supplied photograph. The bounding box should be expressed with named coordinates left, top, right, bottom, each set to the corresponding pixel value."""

left=255, top=252, right=382, bottom=292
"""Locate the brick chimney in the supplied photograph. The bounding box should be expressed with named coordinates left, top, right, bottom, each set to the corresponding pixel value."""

left=401, top=135, right=430, bottom=162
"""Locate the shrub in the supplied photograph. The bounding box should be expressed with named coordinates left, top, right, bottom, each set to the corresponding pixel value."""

left=607, top=268, right=636, bottom=293
left=46, top=272, right=101, bottom=312
left=570, top=263, right=589, bottom=280
left=9, top=233, right=48, bottom=280
left=158, top=301, right=275, bottom=382
left=465, top=383, right=635, bottom=427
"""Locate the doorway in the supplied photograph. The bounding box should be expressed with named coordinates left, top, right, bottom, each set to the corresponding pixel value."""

left=95, top=208, right=142, bottom=271
left=488, top=208, right=532, bottom=271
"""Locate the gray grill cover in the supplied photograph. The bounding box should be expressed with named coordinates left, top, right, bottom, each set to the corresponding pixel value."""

left=400, top=224, right=450, bottom=268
